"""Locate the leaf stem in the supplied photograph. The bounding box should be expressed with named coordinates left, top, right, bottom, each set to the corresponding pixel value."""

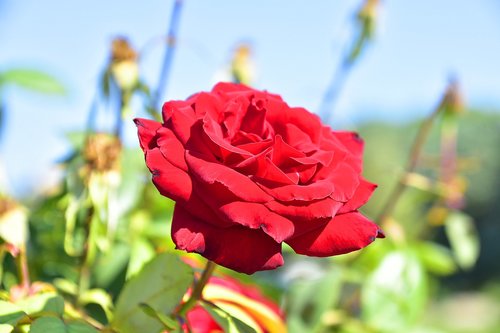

left=177, top=260, right=217, bottom=317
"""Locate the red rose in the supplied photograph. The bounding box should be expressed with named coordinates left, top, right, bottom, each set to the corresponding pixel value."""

left=136, top=83, right=384, bottom=274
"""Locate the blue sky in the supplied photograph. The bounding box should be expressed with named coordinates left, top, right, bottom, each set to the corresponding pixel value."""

left=1, top=0, right=499, bottom=195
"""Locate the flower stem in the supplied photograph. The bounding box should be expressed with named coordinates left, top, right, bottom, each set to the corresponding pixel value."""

left=177, top=260, right=217, bottom=317
left=376, top=98, right=443, bottom=227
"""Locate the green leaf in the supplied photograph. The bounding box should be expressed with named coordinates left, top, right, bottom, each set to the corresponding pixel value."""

left=202, top=303, right=257, bottom=333
left=0, top=301, right=27, bottom=326
left=112, top=252, right=193, bottom=333
left=1, top=69, right=66, bottom=95
left=16, top=293, right=65, bottom=317
left=362, top=250, right=428, bottom=332
left=415, top=242, right=457, bottom=276
left=445, top=211, right=480, bottom=270
left=67, top=321, right=99, bottom=333
left=139, top=303, right=178, bottom=330
left=78, top=289, right=114, bottom=322
left=29, top=317, right=66, bottom=333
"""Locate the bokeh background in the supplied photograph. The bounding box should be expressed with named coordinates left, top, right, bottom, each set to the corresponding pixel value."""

left=1, top=1, right=500, bottom=332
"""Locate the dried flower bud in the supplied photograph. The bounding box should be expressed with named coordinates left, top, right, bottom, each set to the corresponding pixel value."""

left=110, top=37, right=139, bottom=91
left=82, top=133, right=122, bottom=174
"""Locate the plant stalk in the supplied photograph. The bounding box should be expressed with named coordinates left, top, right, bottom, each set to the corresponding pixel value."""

left=177, top=260, right=217, bottom=317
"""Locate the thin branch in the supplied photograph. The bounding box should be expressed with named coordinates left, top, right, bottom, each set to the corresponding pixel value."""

left=376, top=101, right=443, bottom=226
left=152, top=0, right=184, bottom=111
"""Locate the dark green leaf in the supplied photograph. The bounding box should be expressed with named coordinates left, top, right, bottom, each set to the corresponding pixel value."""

left=29, top=317, right=66, bottom=333
left=112, top=252, right=193, bottom=333
left=139, top=303, right=178, bottom=330
left=67, top=321, right=99, bottom=333
left=1, top=69, right=66, bottom=95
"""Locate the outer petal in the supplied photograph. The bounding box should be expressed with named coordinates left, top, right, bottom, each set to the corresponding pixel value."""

left=339, top=179, right=377, bottom=213
left=334, top=131, right=364, bottom=159
left=145, top=148, right=192, bottom=202
left=172, top=206, right=284, bottom=274
left=218, top=201, right=295, bottom=242
left=134, top=118, right=161, bottom=151
left=286, top=212, right=384, bottom=256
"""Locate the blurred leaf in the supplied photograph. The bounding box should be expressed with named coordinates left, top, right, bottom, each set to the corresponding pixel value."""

left=16, top=293, right=65, bottom=316
left=415, top=242, right=457, bottom=276
left=66, top=321, right=99, bottom=333
left=29, top=317, right=66, bottom=333
left=0, top=69, right=66, bottom=95
left=126, top=238, right=155, bottom=279
left=78, top=289, right=114, bottom=321
left=286, top=266, right=343, bottom=331
left=112, top=252, right=193, bottom=333
left=362, top=250, right=427, bottom=332
left=0, top=301, right=27, bottom=326
left=445, top=211, right=480, bottom=270
left=202, top=302, right=257, bottom=333
left=139, top=303, right=178, bottom=330
left=0, top=324, right=14, bottom=333
left=93, top=242, right=130, bottom=287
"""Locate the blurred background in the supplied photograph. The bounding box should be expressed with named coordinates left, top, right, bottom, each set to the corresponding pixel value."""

left=1, top=1, right=500, bottom=332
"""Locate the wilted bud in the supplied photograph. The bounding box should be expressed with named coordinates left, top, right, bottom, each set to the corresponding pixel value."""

left=231, top=43, right=255, bottom=86
left=110, top=37, right=139, bottom=91
left=80, top=133, right=122, bottom=188
left=347, top=0, right=380, bottom=63
left=0, top=196, right=28, bottom=247
left=181, top=276, right=287, bottom=333
left=439, top=78, right=465, bottom=115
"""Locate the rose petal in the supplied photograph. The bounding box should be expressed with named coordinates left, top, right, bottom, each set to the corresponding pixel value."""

left=258, top=179, right=333, bottom=202
left=145, top=148, right=192, bottom=202
left=218, top=201, right=295, bottom=242
left=286, top=212, right=384, bottom=256
left=164, top=101, right=197, bottom=145
left=339, top=179, right=377, bottom=213
left=172, top=206, right=284, bottom=274
left=134, top=118, right=161, bottom=151
left=185, top=151, right=272, bottom=203
left=335, top=131, right=364, bottom=159
left=156, top=126, right=188, bottom=171
left=328, top=163, right=360, bottom=202
left=265, top=197, right=342, bottom=220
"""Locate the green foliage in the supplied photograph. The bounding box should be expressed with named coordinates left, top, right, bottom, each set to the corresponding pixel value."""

left=0, top=69, right=66, bottom=95
left=112, top=253, right=193, bottom=333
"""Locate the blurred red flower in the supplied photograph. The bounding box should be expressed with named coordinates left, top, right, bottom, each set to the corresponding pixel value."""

left=183, top=276, right=286, bottom=333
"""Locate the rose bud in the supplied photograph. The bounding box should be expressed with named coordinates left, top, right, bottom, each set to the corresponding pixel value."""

left=136, top=83, right=384, bottom=274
